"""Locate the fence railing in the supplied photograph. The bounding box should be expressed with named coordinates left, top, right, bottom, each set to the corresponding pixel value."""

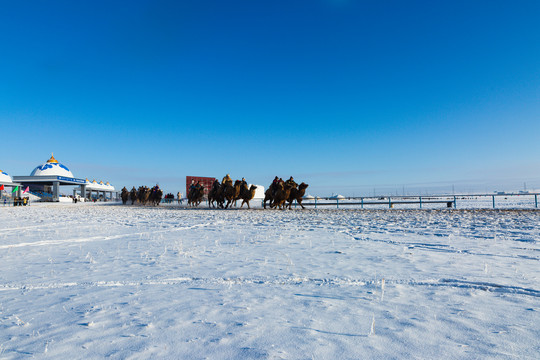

left=297, top=193, right=540, bottom=210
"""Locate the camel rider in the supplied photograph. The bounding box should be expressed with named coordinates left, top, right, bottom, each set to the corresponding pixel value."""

left=189, top=179, right=196, bottom=194
left=222, top=174, right=233, bottom=187
left=241, top=177, right=247, bottom=187
left=270, top=176, right=279, bottom=196
left=286, top=176, right=298, bottom=188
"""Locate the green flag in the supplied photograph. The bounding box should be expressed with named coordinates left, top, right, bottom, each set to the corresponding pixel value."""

left=11, top=186, right=19, bottom=193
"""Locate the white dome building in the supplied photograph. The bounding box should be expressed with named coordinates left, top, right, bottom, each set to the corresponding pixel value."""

left=30, top=154, right=74, bottom=178
left=11, top=153, right=117, bottom=203
left=0, top=169, right=13, bottom=184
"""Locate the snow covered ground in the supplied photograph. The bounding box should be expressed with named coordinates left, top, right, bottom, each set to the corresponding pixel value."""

left=0, top=203, right=539, bottom=359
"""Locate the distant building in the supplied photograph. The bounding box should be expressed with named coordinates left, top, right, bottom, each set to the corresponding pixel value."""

left=186, top=176, right=216, bottom=197
left=10, top=153, right=116, bottom=202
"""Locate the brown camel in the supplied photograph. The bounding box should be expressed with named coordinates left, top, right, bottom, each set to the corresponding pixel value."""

left=240, top=185, right=258, bottom=209
left=121, top=187, right=129, bottom=205
left=272, top=183, right=294, bottom=210
left=138, top=186, right=151, bottom=205
left=223, top=180, right=242, bottom=209
left=208, top=180, right=224, bottom=208
left=130, top=187, right=137, bottom=205
left=188, top=185, right=205, bottom=207
left=287, top=182, right=309, bottom=209
left=263, top=187, right=274, bottom=209
left=150, top=187, right=163, bottom=206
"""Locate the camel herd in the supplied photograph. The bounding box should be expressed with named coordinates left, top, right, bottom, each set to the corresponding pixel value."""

left=120, top=177, right=309, bottom=210
left=204, top=179, right=258, bottom=209
left=263, top=181, right=309, bottom=210
left=120, top=186, right=163, bottom=206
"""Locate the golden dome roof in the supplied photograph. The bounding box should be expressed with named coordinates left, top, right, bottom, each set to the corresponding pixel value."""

left=46, top=153, right=59, bottom=164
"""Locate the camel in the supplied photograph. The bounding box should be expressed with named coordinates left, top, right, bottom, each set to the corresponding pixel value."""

left=264, top=179, right=288, bottom=209
left=187, top=185, right=205, bottom=207
left=130, top=187, right=137, bottom=205
left=223, top=180, right=242, bottom=209
left=271, top=183, right=294, bottom=210
left=263, top=188, right=274, bottom=209
left=239, top=185, right=258, bottom=209
left=121, top=187, right=129, bottom=205
left=287, top=182, right=309, bottom=209
left=208, top=180, right=224, bottom=208
left=150, top=187, right=163, bottom=206
left=138, top=186, right=150, bottom=205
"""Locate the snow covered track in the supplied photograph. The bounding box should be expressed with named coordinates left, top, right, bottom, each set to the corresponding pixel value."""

left=0, top=205, right=538, bottom=358
left=0, top=223, right=214, bottom=250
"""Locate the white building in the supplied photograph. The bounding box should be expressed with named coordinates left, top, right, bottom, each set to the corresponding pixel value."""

left=11, top=154, right=116, bottom=202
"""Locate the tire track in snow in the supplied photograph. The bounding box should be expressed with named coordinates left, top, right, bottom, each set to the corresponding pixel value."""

left=0, top=222, right=217, bottom=250
left=0, top=222, right=70, bottom=233
left=409, top=278, right=540, bottom=298
left=1, top=276, right=537, bottom=298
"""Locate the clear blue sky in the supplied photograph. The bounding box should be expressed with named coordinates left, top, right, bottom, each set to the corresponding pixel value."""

left=1, top=0, right=538, bottom=196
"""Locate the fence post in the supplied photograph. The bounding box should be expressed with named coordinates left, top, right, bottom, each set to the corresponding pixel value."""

left=388, top=197, right=392, bottom=209
left=337, top=198, right=339, bottom=209
left=536, top=194, right=538, bottom=208
left=361, top=197, right=364, bottom=209
left=294, top=199, right=297, bottom=209
left=454, top=196, right=457, bottom=208
left=419, top=196, right=422, bottom=209
left=492, top=195, right=495, bottom=209
left=315, top=197, right=317, bottom=209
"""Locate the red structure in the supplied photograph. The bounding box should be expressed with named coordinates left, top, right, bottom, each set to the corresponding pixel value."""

left=186, top=176, right=215, bottom=198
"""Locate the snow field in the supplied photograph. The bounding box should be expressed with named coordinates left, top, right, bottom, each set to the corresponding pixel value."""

left=0, top=204, right=539, bottom=359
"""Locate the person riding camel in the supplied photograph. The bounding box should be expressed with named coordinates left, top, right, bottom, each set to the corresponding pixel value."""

left=189, top=179, right=196, bottom=194
left=285, top=176, right=298, bottom=189
left=222, top=174, right=233, bottom=187
left=270, top=176, right=279, bottom=197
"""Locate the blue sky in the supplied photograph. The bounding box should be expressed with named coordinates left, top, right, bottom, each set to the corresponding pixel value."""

left=1, top=0, right=538, bottom=196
